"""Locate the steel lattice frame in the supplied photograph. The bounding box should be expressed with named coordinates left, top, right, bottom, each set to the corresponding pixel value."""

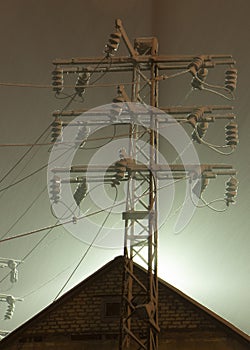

left=51, top=19, right=238, bottom=350
left=119, top=39, right=160, bottom=349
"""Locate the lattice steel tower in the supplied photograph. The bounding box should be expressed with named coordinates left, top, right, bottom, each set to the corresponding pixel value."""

left=50, top=19, right=238, bottom=350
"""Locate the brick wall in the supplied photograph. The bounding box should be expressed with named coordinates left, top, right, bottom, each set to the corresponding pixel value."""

left=24, top=258, right=123, bottom=337
left=158, top=286, right=217, bottom=331
left=1, top=256, right=249, bottom=350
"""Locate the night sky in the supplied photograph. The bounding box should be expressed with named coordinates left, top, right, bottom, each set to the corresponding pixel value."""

left=0, top=0, right=249, bottom=338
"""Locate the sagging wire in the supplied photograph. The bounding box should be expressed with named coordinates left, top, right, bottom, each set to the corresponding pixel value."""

left=50, top=178, right=108, bottom=220
left=0, top=80, right=137, bottom=90
left=0, top=184, right=48, bottom=240
left=198, top=86, right=233, bottom=101
left=23, top=265, right=73, bottom=298
left=50, top=200, right=80, bottom=221
left=0, top=129, right=51, bottom=209
left=73, top=128, right=145, bottom=150
left=0, top=193, right=86, bottom=280
left=53, top=185, right=118, bottom=301
left=192, top=70, right=236, bottom=101
left=0, top=222, right=56, bottom=285
left=0, top=81, right=53, bottom=88
left=0, top=145, right=75, bottom=194
left=0, top=128, right=148, bottom=148
left=189, top=60, right=237, bottom=101
left=7, top=151, right=77, bottom=237
left=0, top=127, right=148, bottom=194
left=0, top=174, right=188, bottom=244
left=0, top=182, right=109, bottom=287
left=189, top=178, right=228, bottom=212
left=0, top=164, right=48, bottom=194
left=0, top=168, right=235, bottom=245
left=0, top=177, right=190, bottom=289
left=0, top=141, right=55, bottom=147
left=48, top=176, right=189, bottom=258
left=55, top=91, right=77, bottom=101
left=0, top=141, right=78, bottom=286
left=187, top=106, right=238, bottom=155
left=192, top=124, right=236, bottom=155
left=22, top=262, right=75, bottom=298
left=200, top=196, right=227, bottom=212
left=154, top=57, right=237, bottom=102
left=55, top=83, right=86, bottom=105
left=0, top=191, right=120, bottom=243
left=0, top=123, right=52, bottom=186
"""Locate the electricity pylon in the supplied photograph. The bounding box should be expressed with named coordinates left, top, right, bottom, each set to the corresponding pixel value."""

left=50, top=19, right=238, bottom=350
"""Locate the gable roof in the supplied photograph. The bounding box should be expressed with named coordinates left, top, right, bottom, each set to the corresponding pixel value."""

left=160, top=272, right=250, bottom=342
left=0, top=255, right=249, bottom=347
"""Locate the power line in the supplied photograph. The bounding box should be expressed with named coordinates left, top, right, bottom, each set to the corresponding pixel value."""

left=0, top=225, right=55, bottom=286
left=0, top=185, right=48, bottom=240
left=0, top=201, right=122, bottom=244
left=0, top=55, right=117, bottom=285
left=0, top=55, right=115, bottom=195
left=0, top=140, right=84, bottom=285
left=0, top=81, right=134, bottom=89
left=0, top=123, right=52, bottom=185
left=0, top=182, right=112, bottom=286
left=0, top=76, right=77, bottom=193
left=0, top=177, right=187, bottom=290
left=0, top=163, right=48, bottom=193
left=0, top=127, right=145, bottom=193
left=0, top=142, right=53, bottom=147
left=0, top=131, right=51, bottom=207
left=0, top=178, right=187, bottom=245
left=0, top=177, right=189, bottom=287
left=53, top=185, right=118, bottom=300
left=22, top=263, right=74, bottom=298
left=188, top=180, right=227, bottom=212
left=0, top=145, right=75, bottom=193
left=0, top=68, right=191, bottom=91
left=0, top=129, right=140, bottom=148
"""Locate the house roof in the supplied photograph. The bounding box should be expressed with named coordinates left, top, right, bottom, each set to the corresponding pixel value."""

left=0, top=255, right=249, bottom=346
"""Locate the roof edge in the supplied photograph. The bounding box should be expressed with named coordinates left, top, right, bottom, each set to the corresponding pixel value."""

left=1, top=255, right=249, bottom=345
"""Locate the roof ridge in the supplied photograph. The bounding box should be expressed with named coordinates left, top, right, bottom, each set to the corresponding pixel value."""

left=0, top=255, right=249, bottom=346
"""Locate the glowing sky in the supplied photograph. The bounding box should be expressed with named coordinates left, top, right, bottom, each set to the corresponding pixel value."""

left=0, top=0, right=249, bottom=338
